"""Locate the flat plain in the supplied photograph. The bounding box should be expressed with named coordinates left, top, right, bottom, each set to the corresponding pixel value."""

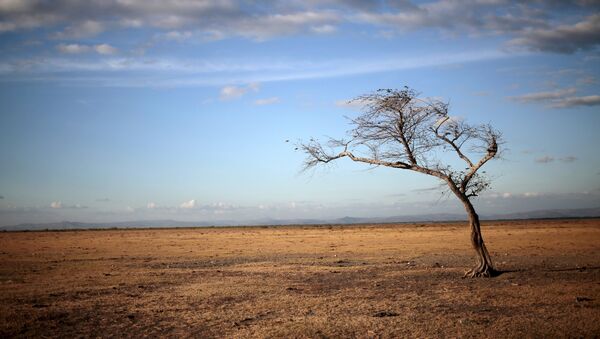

left=1, top=218, right=599, bottom=338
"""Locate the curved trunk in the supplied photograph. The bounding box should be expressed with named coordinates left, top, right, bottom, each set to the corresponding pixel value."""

left=461, top=198, right=497, bottom=277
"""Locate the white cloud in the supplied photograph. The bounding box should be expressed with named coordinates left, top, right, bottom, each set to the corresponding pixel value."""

left=254, top=97, right=279, bottom=105
left=56, top=43, right=91, bottom=54
left=220, top=86, right=246, bottom=100
left=180, top=199, right=197, bottom=209
left=56, top=43, right=118, bottom=55
left=310, top=24, right=337, bottom=34
left=485, top=191, right=550, bottom=199
left=485, top=192, right=513, bottom=199
left=170, top=200, right=243, bottom=213
left=147, top=202, right=157, bottom=209
left=49, top=201, right=87, bottom=209
left=94, top=44, right=118, bottom=55
left=220, top=82, right=260, bottom=100
left=161, top=30, right=193, bottom=42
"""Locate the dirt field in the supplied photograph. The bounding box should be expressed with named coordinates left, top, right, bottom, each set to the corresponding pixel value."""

left=0, top=219, right=599, bottom=338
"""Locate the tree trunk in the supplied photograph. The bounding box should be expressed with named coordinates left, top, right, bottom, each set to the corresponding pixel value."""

left=461, top=198, right=498, bottom=277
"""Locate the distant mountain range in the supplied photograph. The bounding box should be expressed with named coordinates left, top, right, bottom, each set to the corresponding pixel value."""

left=2, top=207, right=599, bottom=231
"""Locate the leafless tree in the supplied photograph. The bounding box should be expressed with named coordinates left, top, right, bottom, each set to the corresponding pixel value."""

left=300, top=87, right=502, bottom=278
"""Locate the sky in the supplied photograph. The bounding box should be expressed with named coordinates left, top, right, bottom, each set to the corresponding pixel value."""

left=0, top=0, right=599, bottom=226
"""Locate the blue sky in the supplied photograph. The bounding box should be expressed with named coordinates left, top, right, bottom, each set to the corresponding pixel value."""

left=0, top=0, right=599, bottom=226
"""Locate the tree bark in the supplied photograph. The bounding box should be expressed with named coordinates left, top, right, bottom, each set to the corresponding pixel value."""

left=461, top=197, right=498, bottom=277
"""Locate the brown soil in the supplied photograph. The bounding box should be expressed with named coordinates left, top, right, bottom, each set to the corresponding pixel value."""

left=1, top=219, right=599, bottom=338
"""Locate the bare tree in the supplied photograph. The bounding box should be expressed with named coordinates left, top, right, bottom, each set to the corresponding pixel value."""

left=300, top=87, right=502, bottom=278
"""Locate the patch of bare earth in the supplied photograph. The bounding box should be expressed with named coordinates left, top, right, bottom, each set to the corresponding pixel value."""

left=0, top=219, right=599, bottom=337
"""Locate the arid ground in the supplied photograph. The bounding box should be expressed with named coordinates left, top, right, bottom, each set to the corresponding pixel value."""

left=1, top=219, right=599, bottom=338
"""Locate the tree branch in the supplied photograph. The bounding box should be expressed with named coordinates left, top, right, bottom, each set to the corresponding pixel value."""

left=342, top=151, right=411, bottom=169
left=433, top=116, right=474, bottom=167
left=299, top=88, right=500, bottom=197
left=460, top=127, right=499, bottom=193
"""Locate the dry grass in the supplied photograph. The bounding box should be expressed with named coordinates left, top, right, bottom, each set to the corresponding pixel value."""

left=1, top=219, right=599, bottom=338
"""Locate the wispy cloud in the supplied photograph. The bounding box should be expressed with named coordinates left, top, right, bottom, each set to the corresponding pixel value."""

left=56, top=43, right=118, bottom=55
left=94, top=44, right=118, bottom=55
left=50, top=201, right=87, bottom=209
left=220, top=82, right=260, bottom=100
left=254, top=97, right=279, bottom=105
left=577, top=75, right=597, bottom=85
left=56, top=43, right=91, bottom=54
left=535, top=155, right=578, bottom=164
left=483, top=191, right=597, bottom=206
left=535, top=156, right=554, bottom=164
left=335, top=97, right=376, bottom=109
left=510, top=88, right=600, bottom=108
left=52, top=20, right=104, bottom=39
left=510, top=88, right=577, bottom=103
left=159, top=30, right=194, bottom=42
left=310, top=24, right=337, bottom=34
left=0, top=49, right=511, bottom=87
left=180, top=199, right=197, bottom=209
left=552, top=95, right=600, bottom=108
left=560, top=156, right=577, bottom=163
left=183, top=201, right=239, bottom=211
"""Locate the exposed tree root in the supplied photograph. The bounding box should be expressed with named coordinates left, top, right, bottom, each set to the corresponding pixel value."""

left=464, top=263, right=499, bottom=278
